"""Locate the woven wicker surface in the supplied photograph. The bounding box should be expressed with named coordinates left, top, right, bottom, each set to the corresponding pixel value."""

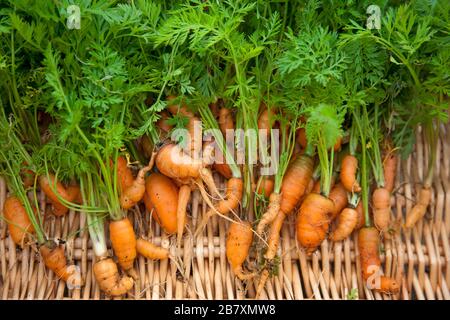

left=0, top=123, right=449, bottom=300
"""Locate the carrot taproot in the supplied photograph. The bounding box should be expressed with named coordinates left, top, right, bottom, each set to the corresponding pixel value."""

left=3, top=196, right=35, bottom=247
left=176, top=185, right=191, bottom=248
left=120, top=153, right=156, bottom=210
left=115, top=156, right=134, bottom=192
left=383, top=152, right=398, bottom=193
left=195, top=177, right=243, bottom=236
left=226, top=221, right=255, bottom=280
left=358, top=227, right=399, bottom=293
left=264, top=211, right=287, bottom=260
left=145, top=173, right=179, bottom=234
left=93, top=258, right=133, bottom=296
left=330, top=207, right=358, bottom=241
left=372, top=187, right=391, bottom=233
left=40, top=244, right=82, bottom=287
left=405, top=187, right=432, bottom=228
left=218, top=107, right=234, bottom=135
left=109, top=217, right=137, bottom=277
left=296, top=193, right=334, bottom=254
left=328, top=182, right=348, bottom=220
left=355, top=201, right=365, bottom=230
left=340, top=155, right=361, bottom=192
left=136, top=238, right=169, bottom=260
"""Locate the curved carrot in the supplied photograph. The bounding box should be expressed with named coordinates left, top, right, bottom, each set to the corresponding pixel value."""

left=93, top=258, right=133, bottom=296
left=3, top=196, right=35, bottom=247
left=340, top=155, right=361, bottom=192
left=145, top=173, right=179, bottom=234
left=136, top=238, right=169, bottom=260
left=40, top=244, right=82, bottom=287
left=330, top=207, right=358, bottom=241
left=109, top=217, right=137, bottom=277
left=372, top=187, right=391, bottom=233
left=226, top=221, right=255, bottom=280
left=256, top=192, right=281, bottom=235
left=405, top=187, right=432, bottom=228
left=328, top=182, right=348, bottom=220
left=296, top=193, right=334, bottom=254
left=358, top=227, right=399, bottom=294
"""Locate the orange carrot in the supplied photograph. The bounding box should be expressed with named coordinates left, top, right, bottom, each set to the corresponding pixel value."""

left=226, top=221, right=255, bottom=280
left=39, top=174, right=73, bottom=216
left=21, top=167, right=35, bottom=188
left=405, top=187, right=432, bottom=228
left=328, top=182, right=348, bottom=220
left=115, top=156, right=134, bottom=192
left=93, top=258, right=133, bottom=296
left=340, top=155, right=361, bottom=192
left=296, top=193, right=334, bottom=254
left=258, top=108, right=276, bottom=138
left=333, top=136, right=343, bottom=152
left=383, top=152, right=398, bottom=193
left=372, top=187, right=391, bottom=233
left=136, top=238, right=169, bottom=260
left=355, top=201, right=365, bottom=230
left=109, top=218, right=137, bottom=277
left=40, top=244, right=82, bottom=287
left=3, top=196, right=35, bottom=247
left=330, top=207, right=358, bottom=241
left=145, top=173, right=179, bottom=234
left=358, top=227, right=399, bottom=293
left=176, top=185, right=191, bottom=248
left=120, top=154, right=155, bottom=210
left=256, top=192, right=281, bottom=235
left=218, top=107, right=234, bottom=135
left=256, top=176, right=274, bottom=199
left=156, top=144, right=203, bottom=180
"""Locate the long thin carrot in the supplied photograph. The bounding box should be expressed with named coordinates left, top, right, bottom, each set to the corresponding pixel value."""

left=109, top=217, right=137, bottom=278
left=176, top=185, right=191, bottom=248
left=145, top=172, right=179, bottom=234
left=340, top=154, right=361, bottom=192
left=40, top=244, right=82, bottom=287
left=136, top=238, right=169, bottom=260
left=93, top=258, right=134, bottom=296
left=226, top=221, right=255, bottom=280
left=296, top=193, right=334, bottom=254
left=3, top=196, right=35, bottom=247
left=358, top=227, right=399, bottom=293
left=405, top=187, right=432, bottom=228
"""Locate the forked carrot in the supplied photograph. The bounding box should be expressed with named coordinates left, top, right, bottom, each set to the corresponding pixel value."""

left=93, top=258, right=133, bottom=296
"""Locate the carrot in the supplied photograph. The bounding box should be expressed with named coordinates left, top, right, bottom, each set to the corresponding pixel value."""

left=355, top=201, right=365, bottom=230
left=93, top=258, right=133, bottom=296
left=256, top=192, right=281, bottom=235
left=142, top=189, right=162, bottom=225
left=296, top=193, right=334, bottom=254
left=195, top=177, right=243, bottom=236
left=312, top=174, right=336, bottom=194
left=109, top=217, right=137, bottom=277
left=136, top=238, right=169, bottom=260
left=145, top=173, right=179, bottom=234
left=383, top=152, right=398, bottom=193
left=226, top=221, right=255, bottom=280
left=256, top=176, right=274, bottom=199
left=218, top=107, right=234, bottom=135
left=156, top=110, right=173, bottom=133
left=405, top=187, right=432, bottom=228
left=3, top=196, right=35, bottom=247
left=264, top=211, right=286, bottom=260
left=21, top=167, right=35, bottom=188
left=258, top=108, right=276, bottom=138
left=340, top=154, right=361, bottom=192
left=358, top=227, right=399, bottom=293
left=40, top=244, right=82, bottom=287
left=156, top=144, right=202, bottom=180
left=333, top=136, right=343, bottom=152
left=176, top=185, right=191, bottom=248
left=115, top=156, right=134, bottom=192
left=280, top=155, right=315, bottom=215
left=39, top=173, right=73, bottom=216
left=120, top=153, right=156, bottom=210
left=328, top=182, right=348, bottom=220
left=372, top=187, right=391, bottom=233
left=330, top=207, right=358, bottom=241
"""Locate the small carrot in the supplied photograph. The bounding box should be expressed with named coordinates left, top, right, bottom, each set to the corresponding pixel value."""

left=3, top=196, right=35, bottom=247
left=226, top=221, right=255, bottom=280
left=328, top=182, right=348, bottom=220
left=115, top=156, right=134, bottom=192
left=372, top=187, right=391, bottom=233
left=93, top=258, right=133, bottom=296
left=40, top=244, right=82, bottom=287
left=258, top=108, right=276, bottom=139
left=176, top=185, right=191, bottom=248
left=218, top=107, right=234, bottom=135
left=383, top=152, right=398, bottom=193
left=145, top=173, right=179, bottom=234
left=120, top=153, right=156, bottom=210
left=358, top=227, right=399, bottom=294
left=39, top=174, right=73, bottom=216
left=330, top=207, right=358, bottom=242
left=136, top=238, right=169, bottom=260
left=355, top=201, right=365, bottom=230
left=340, top=154, right=361, bottom=192
left=296, top=193, right=334, bottom=254
left=405, top=187, right=432, bottom=228
left=109, top=217, right=137, bottom=278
